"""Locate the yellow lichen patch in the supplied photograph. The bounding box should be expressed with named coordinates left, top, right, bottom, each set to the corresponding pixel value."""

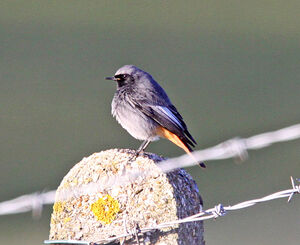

left=90, top=195, right=120, bottom=224
left=53, top=201, right=66, bottom=213
left=73, top=178, right=78, bottom=185
left=63, top=217, right=71, bottom=224
left=50, top=216, right=55, bottom=224
left=84, top=177, right=93, bottom=184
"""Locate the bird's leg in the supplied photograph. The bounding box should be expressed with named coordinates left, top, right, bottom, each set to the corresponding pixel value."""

left=128, top=140, right=151, bottom=163
left=136, top=140, right=151, bottom=156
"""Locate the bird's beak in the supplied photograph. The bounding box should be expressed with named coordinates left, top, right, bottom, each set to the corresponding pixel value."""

left=105, top=76, right=115, bottom=81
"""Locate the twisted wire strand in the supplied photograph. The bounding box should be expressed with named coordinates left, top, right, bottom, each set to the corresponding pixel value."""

left=44, top=177, right=300, bottom=244
left=1, top=123, right=300, bottom=215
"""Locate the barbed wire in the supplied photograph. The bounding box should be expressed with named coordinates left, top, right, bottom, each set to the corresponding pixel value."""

left=57, top=123, right=300, bottom=200
left=0, top=123, right=300, bottom=217
left=44, top=176, right=300, bottom=245
left=0, top=191, right=55, bottom=218
left=158, top=123, right=300, bottom=172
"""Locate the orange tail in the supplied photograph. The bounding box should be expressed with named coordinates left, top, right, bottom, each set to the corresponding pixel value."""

left=156, top=126, right=206, bottom=168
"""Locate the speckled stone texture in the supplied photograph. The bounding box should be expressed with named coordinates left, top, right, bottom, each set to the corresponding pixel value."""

left=49, top=149, right=205, bottom=245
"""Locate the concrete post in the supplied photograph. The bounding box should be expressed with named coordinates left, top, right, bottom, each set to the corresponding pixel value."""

left=49, top=149, right=205, bottom=245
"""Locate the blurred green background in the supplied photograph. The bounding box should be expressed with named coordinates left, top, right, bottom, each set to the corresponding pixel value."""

left=1, top=1, right=300, bottom=244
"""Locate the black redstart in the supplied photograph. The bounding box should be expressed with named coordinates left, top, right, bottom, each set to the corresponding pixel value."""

left=106, top=65, right=205, bottom=168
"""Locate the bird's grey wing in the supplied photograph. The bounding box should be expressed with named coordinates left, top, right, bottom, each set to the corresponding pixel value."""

left=166, top=104, right=197, bottom=145
left=131, top=98, right=196, bottom=147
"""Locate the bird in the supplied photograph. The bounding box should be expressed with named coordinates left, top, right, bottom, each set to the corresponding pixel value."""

left=106, top=65, right=205, bottom=168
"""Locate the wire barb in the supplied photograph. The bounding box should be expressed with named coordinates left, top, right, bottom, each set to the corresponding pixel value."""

left=287, top=176, right=300, bottom=203
left=43, top=176, right=300, bottom=245
left=211, top=204, right=227, bottom=218
left=1, top=123, right=300, bottom=244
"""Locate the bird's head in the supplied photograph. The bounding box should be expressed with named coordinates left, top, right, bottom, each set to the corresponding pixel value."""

left=106, top=65, right=152, bottom=88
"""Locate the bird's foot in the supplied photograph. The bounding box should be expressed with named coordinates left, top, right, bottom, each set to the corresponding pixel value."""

left=128, top=150, right=144, bottom=163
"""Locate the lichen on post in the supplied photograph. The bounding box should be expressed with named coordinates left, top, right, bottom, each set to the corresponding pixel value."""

left=49, top=149, right=205, bottom=245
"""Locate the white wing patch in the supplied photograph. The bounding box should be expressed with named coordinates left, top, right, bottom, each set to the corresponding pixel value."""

left=155, top=106, right=184, bottom=129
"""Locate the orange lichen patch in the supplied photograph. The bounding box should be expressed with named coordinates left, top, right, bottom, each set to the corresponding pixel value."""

left=53, top=201, right=66, bottom=213
left=135, top=159, right=143, bottom=165
left=90, top=195, right=120, bottom=224
left=110, top=161, right=119, bottom=173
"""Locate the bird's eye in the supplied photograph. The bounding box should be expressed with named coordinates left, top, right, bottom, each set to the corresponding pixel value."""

left=114, top=74, right=129, bottom=81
